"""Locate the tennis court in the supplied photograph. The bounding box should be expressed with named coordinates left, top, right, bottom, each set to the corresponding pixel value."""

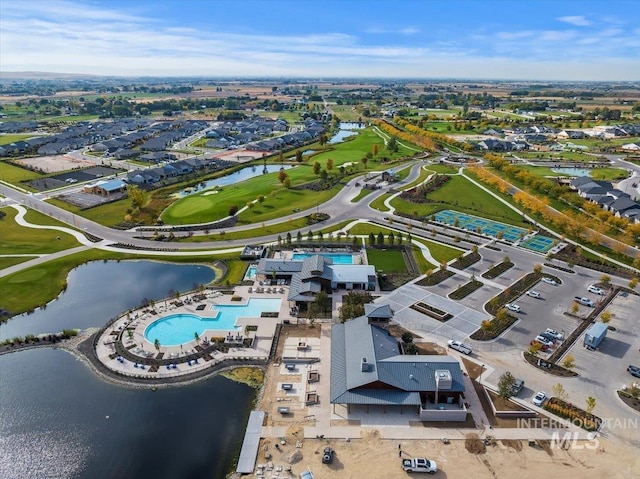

left=433, top=210, right=555, bottom=252
left=434, top=210, right=527, bottom=242
left=519, top=235, right=556, bottom=253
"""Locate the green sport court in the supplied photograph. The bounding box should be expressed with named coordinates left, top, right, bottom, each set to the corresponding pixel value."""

left=433, top=210, right=555, bottom=252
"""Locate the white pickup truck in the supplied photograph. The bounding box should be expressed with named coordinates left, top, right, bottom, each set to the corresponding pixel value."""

left=402, top=458, right=438, bottom=474
left=574, top=296, right=595, bottom=307
left=447, top=339, right=472, bottom=355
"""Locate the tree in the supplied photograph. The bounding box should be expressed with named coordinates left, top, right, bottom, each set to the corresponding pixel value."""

left=313, top=161, right=321, bottom=175
left=529, top=341, right=542, bottom=355
left=372, top=143, right=379, bottom=156
left=127, top=185, right=148, bottom=212
left=401, top=332, right=414, bottom=344
left=297, top=231, right=303, bottom=243
left=533, top=264, right=542, bottom=274
left=387, top=136, right=398, bottom=152
left=278, top=168, right=288, bottom=184
left=368, top=233, right=375, bottom=245
left=314, top=291, right=331, bottom=314
left=377, top=232, right=384, bottom=245
left=361, top=157, right=368, bottom=169
left=600, top=274, right=611, bottom=288
left=600, top=311, right=612, bottom=324
left=629, top=277, right=638, bottom=290
left=586, top=396, right=596, bottom=414
left=571, top=301, right=579, bottom=315
left=295, top=150, right=303, bottom=163
left=562, top=354, right=575, bottom=370
left=194, top=331, right=200, bottom=342
left=405, top=343, right=418, bottom=355
left=154, top=338, right=161, bottom=352
left=286, top=232, right=292, bottom=245
left=229, top=205, right=239, bottom=216
left=326, top=158, right=333, bottom=172
left=552, top=383, right=569, bottom=401
left=497, top=371, right=516, bottom=405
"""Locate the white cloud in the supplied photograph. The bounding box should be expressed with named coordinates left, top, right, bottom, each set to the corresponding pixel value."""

left=365, top=26, right=420, bottom=35
left=0, top=1, right=638, bottom=80
left=557, top=16, right=591, bottom=27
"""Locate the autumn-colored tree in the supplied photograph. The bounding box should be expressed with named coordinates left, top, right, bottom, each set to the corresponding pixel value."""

left=361, top=157, right=368, bottom=169
left=326, top=158, right=333, bottom=171
left=372, top=143, right=379, bottom=156
left=278, top=169, right=288, bottom=184
left=313, top=161, right=321, bottom=175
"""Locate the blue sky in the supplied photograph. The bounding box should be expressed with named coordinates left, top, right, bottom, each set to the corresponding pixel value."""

left=1, top=0, right=639, bottom=80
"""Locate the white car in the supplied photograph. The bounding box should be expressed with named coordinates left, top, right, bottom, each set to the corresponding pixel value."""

left=402, top=458, right=438, bottom=474
left=541, top=277, right=557, bottom=286
left=532, top=391, right=548, bottom=406
left=588, top=285, right=605, bottom=295
left=447, top=340, right=472, bottom=355
left=505, top=303, right=521, bottom=313
left=544, top=328, right=563, bottom=340
left=534, top=335, right=553, bottom=348
left=526, top=290, right=541, bottom=298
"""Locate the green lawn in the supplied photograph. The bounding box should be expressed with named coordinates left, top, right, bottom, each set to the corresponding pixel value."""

left=0, top=207, right=80, bottom=254
left=0, top=134, right=36, bottom=146
left=516, top=165, right=629, bottom=181
left=305, top=127, right=419, bottom=170
left=351, top=189, right=375, bottom=203
left=389, top=174, right=527, bottom=227
left=413, top=238, right=463, bottom=263
left=366, top=248, right=407, bottom=273
left=0, top=249, right=243, bottom=317
left=0, top=257, right=32, bottom=270
left=0, top=161, right=42, bottom=184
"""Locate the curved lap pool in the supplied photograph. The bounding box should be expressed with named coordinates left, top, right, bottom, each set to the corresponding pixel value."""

left=145, top=298, right=281, bottom=346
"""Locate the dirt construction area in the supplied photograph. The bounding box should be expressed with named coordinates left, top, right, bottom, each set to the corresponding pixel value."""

left=15, top=154, right=95, bottom=173
left=248, top=434, right=638, bottom=479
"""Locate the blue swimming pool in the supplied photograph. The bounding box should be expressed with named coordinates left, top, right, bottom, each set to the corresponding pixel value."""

left=291, top=253, right=354, bottom=264
left=244, top=265, right=257, bottom=280
left=145, top=298, right=282, bottom=346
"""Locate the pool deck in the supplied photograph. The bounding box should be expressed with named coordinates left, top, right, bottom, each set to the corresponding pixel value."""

left=95, top=286, right=291, bottom=379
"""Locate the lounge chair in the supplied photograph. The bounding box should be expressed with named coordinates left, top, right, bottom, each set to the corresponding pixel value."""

left=248, top=287, right=252, bottom=293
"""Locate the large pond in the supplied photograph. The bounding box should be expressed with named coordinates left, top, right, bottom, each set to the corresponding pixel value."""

left=0, top=260, right=254, bottom=479
left=0, top=348, right=254, bottom=479
left=176, top=164, right=294, bottom=197
left=0, top=260, right=216, bottom=340
left=328, top=122, right=365, bottom=144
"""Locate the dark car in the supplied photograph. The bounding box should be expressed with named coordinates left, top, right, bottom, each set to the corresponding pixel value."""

left=322, top=446, right=334, bottom=464
left=538, top=332, right=557, bottom=343
left=628, top=365, right=640, bottom=378
left=511, top=379, right=525, bottom=396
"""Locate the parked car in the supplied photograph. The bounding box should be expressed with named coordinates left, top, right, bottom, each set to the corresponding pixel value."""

left=534, top=335, right=554, bottom=348
left=588, top=285, right=605, bottom=295
left=511, top=379, right=525, bottom=396
left=541, top=277, right=557, bottom=285
left=322, top=447, right=334, bottom=464
left=530, top=339, right=549, bottom=351
left=447, top=340, right=472, bottom=355
left=505, top=303, right=521, bottom=312
left=300, top=470, right=315, bottom=479
left=401, top=458, right=438, bottom=474
left=538, top=332, right=558, bottom=343
left=627, top=365, right=640, bottom=378
left=526, top=290, right=541, bottom=298
left=544, top=328, right=564, bottom=341
left=574, top=296, right=595, bottom=307
left=532, top=391, right=548, bottom=406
